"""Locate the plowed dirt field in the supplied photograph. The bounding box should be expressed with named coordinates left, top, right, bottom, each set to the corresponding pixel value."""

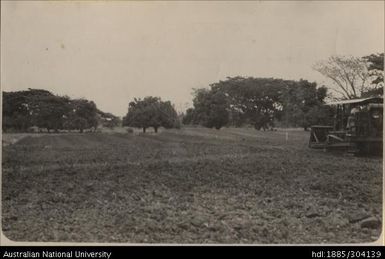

left=2, top=128, right=382, bottom=243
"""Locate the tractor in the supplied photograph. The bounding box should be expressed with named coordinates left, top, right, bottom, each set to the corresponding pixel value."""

left=309, top=97, right=383, bottom=155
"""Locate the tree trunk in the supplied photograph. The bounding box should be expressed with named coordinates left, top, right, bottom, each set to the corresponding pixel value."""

left=154, top=127, right=158, bottom=133
left=143, top=127, right=146, bottom=133
left=80, top=128, right=83, bottom=133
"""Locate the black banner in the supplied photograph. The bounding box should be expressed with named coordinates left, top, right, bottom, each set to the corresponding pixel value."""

left=0, top=246, right=384, bottom=259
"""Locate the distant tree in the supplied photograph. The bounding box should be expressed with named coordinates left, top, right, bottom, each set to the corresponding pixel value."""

left=2, top=89, right=111, bottom=133
left=66, top=99, right=98, bottom=132
left=29, top=95, right=72, bottom=132
left=188, top=88, right=229, bottom=130
left=185, top=77, right=330, bottom=130
left=2, top=89, right=67, bottom=132
left=123, top=96, right=179, bottom=133
left=304, top=105, right=333, bottom=128
left=182, top=108, right=196, bottom=125
left=98, top=111, right=121, bottom=129
left=313, top=55, right=370, bottom=99
left=159, top=100, right=180, bottom=130
left=279, top=80, right=329, bottom=130
left=3, top=91, right=32, bottom=131
left=210, top=77, right=283, bottom=130
left=63, top=116, right=88, bottom=132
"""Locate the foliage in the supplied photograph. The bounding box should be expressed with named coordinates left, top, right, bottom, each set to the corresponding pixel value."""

left=30, top=95, right=72, bottom=132
left=3, top=89, right=105, bottom=132
left=123, top=96, right=179, bottom=133
left=182, top=108, right=195, bottom=125
left=313, top=55, right=379, bottom=99
left=184, top=77, right=329, bottom=130
left=279, top=80, right=329, bottom=130
left=188, top=88, right=229, bottom=129
left=211, top=77, right=282, bottom=130
left=304, top=105, right=333, bottom=128
left=63, top=99, right=99, bottom=132
left=97, top=111, right=121, bottom=129
left=362, top=53, right=384, bottom=97
left=3, top=89, right=52, bottom=131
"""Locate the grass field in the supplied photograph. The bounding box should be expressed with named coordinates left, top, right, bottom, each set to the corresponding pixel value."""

left=1, top=127, right=383, bottom=243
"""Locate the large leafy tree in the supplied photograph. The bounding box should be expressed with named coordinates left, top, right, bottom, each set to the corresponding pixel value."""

left=184, top=77, right=330, bottom=130
left=2, top=89, right=60, bottom=131
left=64, top=99, right=99, bottom=132
left=30, top=95, right=72, bottom=132
left=123, top=96, right=179, bottom=133
left=279, top=80, right=329, bottom=130
left=2, top=91, right=32, bottom=131
left=210, top=77, right=283, bottom=130
left=3, top=89, right=105, bottom=133
left=313, top=55, right=379, bottom=99
left=189, top=88, right=229, bottom=129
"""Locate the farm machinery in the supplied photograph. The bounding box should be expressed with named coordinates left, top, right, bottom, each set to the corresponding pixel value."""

left=309, top=97, right=383, bottom=155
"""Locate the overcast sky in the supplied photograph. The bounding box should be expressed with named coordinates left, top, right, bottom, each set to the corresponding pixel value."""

left=1, top=1, right=384, bottom=116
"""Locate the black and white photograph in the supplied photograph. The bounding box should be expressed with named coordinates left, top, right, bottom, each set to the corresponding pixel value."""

left=1, top=1, right=384, bottom=245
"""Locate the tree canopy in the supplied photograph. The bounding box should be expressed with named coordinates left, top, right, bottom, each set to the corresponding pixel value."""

left=184, top=88, right=229, bottom=129
left=183, top=77, right=330, bottom=130
left=123, top=96, right=179, bottom=133
left=313, top=53, right=384, bottom=100
left=63, top=99, right=99, bottom=133
left=97, top=111, right=121, bottom=129
left=3, top=89, right=104, bottom=132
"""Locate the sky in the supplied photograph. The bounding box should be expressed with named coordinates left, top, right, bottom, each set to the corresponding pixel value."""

left=1, top=1, right=384, bottom=116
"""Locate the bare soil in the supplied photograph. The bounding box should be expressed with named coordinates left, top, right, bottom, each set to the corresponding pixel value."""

left=1, top=128, right=382, bottom=243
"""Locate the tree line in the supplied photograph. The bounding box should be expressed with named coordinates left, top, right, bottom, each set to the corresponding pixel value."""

left=3, top=53, right=383, bottom=133
left=2, top=89, right=120, bottom=132
left=182, top=77, right=331, bottom=130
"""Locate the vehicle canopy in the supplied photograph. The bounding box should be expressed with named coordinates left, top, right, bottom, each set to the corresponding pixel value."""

left=326, top=97, right=383, bottom=106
